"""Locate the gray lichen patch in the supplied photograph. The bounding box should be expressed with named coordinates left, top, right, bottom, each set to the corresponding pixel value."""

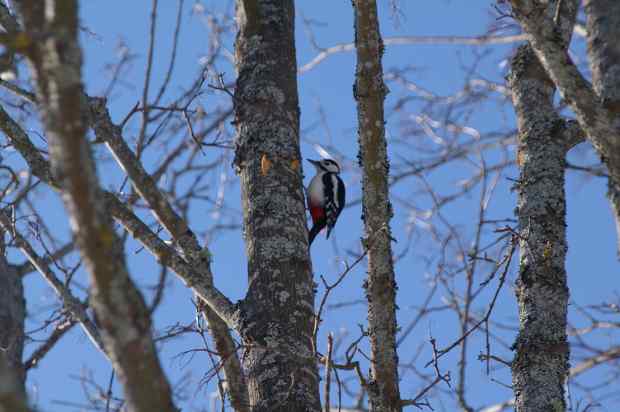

left=509, top=37, right=572, bottom=411
left=233, top=1, right=320, bottom=410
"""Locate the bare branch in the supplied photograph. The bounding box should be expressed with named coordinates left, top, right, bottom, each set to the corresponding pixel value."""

left=0, top=212, right=105, bottom=354
left=300, top=34, right=529, bottom=74
left=508, top=0, right=620, bottom=256
left=15, top=1, right=177, bottom=410
left=24, top=318, right=75, bottom=370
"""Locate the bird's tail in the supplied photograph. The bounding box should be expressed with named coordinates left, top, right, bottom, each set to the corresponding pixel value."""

left=325, top=226, right=333, bottom=240
left=308, top=225, right=322, bottom=246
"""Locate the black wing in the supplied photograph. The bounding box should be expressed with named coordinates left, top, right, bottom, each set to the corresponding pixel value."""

left=323, top=173, right=345, bottom=238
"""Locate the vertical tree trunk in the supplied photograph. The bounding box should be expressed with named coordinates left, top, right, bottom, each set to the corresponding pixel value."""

left=509, top=2, right=578, bottom=410
left=0, top=239, right=24, bottom=386
left=510, top=46, right=570, bottom=411
left=0, top=357, right=30, bottom=412
left=0, top=235, right=28, bottom=412
left=507, top=0, right=620, bottom=258
left=585, top=0, right=620, bottom=255
left=353, top=2, right=402, bottom=411
left=233, top=1, right=320, bottom=411
left=585, top=0, right=620, bottom=109
left=15, top=1, right=177, bottom=411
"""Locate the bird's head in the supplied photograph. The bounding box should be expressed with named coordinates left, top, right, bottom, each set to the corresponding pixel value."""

left=308, top=158, right=341, bottom=174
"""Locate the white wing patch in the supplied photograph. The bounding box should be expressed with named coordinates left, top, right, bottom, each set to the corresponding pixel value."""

left=331, top=174, right=340, bottom=209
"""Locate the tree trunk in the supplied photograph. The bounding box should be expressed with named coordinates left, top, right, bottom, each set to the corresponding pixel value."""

left=0, top=235, right=28, bottom=412
left=201, top=304, right=249, bottom=412
left=0, top=356, right=30, bottom=412
left=15, top=1, right=177, bottom=411
left=585, top=0, right=620, bottom=255
left=508, top=2, right=578, bottom=410
left=510, top=45, right=570, bottom=412
left=508, top=0, right=620, bottom=257
left=233, top=1, right=320, bottom=411
left=353, top=1, right=402, bottom=411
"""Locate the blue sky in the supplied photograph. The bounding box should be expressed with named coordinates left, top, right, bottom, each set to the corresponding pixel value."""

left=11, top=1, right=619, bottom=411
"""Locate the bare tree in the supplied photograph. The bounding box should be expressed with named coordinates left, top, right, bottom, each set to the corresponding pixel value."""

left=0, top=1, right=618, bottom=411
left=14, top=1, right=177, bottom=410
left=353, top=1, right=402, bottom=411
left=233, top=0, right=320, bottom=410
left=508, top=0, right=620, bottom=256
left=508, top=0, right=579, bottom=410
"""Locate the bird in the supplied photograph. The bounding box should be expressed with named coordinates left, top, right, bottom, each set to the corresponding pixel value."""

left=306, top=158, right=346, bottom=246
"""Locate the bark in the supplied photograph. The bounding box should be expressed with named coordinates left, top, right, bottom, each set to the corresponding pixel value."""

left=0, top=2, right=19, bottom=34
left=0, top=214, right=105, bottom=354
left=233, top=1, right=320, bottom=411
left=508, top=2, right=578, bottom=410
left=585, top=0, right=620, bottom=108
left=0, top=235, right=27, bottom=412
left=14, top=1, right=177, bottom=411
left=88, top=100, right=247, bottom=410
left=0, top=0, right=238, bottom=333
left=1, top=101, right=246, bottom=409
left=201, top=305, right=249, bottom=412
left=584, top=0, right=620, bottom=255
left=2, top=1, right=245, bottom=406
left=0, top=101, right=239, bottom=328
left=509, top=0, right=620, bottom=256
left=0, top=356, right=30, bottom=412
left=353, top=1, right=401, bottom=411
left=510, top=46, right=570, bottom=412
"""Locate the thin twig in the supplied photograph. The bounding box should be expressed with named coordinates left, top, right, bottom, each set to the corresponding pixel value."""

left=324, top=333, right=334, bottom=412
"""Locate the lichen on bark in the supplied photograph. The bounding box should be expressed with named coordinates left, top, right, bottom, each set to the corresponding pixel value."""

left=15, top=1, right=177, bottom=411
left=508, top=1, right=578, bottom=408
left=233, top=1, right=320, bottom=411
left=584, top=0, right=620, bottom=256
left=0, top=235, right=27, bottom=412
left=353, top=1, right=402, bottom=411
left=509, top=0, right=620, bottom=257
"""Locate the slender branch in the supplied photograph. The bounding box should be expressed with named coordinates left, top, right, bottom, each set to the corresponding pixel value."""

left=569, top=346, right=620, bottom=377
left=103, top=191, right=240, bottom=329
left=0, top=96, right=239, bottom=329
left=15, top=1, right=177, bottom=410
left=324, top=334, right=334, bottom=412
left=480, top=345, right=620, bottom=412
left=300, top=34, right=529, bottom=74
left=15, top=241, right=74, bottom=277
left=24, top=318, right=76, bottom=370
left=136, top=0, right=158, bottom=157
left=425, top=236, right=515, bottom=367
left=0, top=212, right=105, bottom=354
left=199, top=302, right=249, bottom=412
left=313, top=243, right=372, bottom=355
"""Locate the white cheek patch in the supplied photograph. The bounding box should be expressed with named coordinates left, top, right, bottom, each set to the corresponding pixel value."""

left=308, top=173, right=325, bottom=205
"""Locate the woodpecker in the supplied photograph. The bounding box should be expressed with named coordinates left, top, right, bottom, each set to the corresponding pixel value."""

left=306, top=158, right=346, bottom=246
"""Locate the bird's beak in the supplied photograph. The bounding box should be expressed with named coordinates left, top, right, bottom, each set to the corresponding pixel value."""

left=307, top=159, right=320, bottom=167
